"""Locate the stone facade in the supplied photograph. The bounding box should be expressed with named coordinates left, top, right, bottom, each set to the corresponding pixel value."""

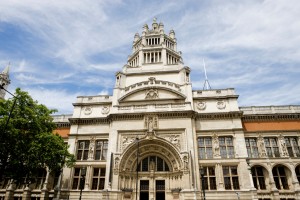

left=1, top=19, right=300, bottom=200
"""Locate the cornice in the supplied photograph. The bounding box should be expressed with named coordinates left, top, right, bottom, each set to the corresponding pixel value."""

left=196, top=111, right=243, bottom=120
left=242, top=113, right=300, bottom=122
left=69, top=117, right=111, bottom=125
left=55, top=122, right=71, bottom=128
left=193, top=95, right=239, bottom=100
left=66, top=111, right=244, bottom=125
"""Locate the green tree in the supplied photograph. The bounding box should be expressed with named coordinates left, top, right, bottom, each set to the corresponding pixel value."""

left=0, top=88, right=75, bottom=183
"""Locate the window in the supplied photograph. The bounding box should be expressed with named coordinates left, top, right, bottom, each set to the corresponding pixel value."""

left=223, top=166, right=239, bottom=190
left=92, top=168, right=105, bottom=190
left=251, top=166, right=266, bottom=190
left=201, top=167, right=217, bottom=190
left=72, top=168, right=85, bottom=190
left=285, top=137, right=300, bottom=157
left=219, top=137, right=234, bottom=158
left=272, top=166, right=289, bottom=190
left=77, top=140, right=90, bottom=160
left=264, top=138, right=280, bottom=157
left=198, top=137, right=213, bottom=159
left=245, top=138, right=259, bottom=158
left=295, top=165, right=300, bottom=183
left=138, top=156, right=169, bottom=172
left=34, top=169, right=47, bottom=189
left=95, top=140, right=108, bottom=160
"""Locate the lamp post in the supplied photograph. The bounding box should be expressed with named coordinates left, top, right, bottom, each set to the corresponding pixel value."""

left=200, top=166, right=206, bottom=200
left=79, top=167, right=86, bottom=200
left=135, top=137, right=139, bottom=200
left=0, top=85, right=17, bottom=131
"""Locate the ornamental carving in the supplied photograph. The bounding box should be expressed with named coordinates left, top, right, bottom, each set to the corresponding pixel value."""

left=84, top=106, right=92, bottom=115
left=122, top=136, right=136, bottom=151
left=101, top=106, right=110, bottom=114
left=196, top=101, right=206, bottom=110
left=279, top=134, right=289, bottom=157
left=88, top=136, right=96, bottom=159
left=144, top=115, right=158, bottom=131
left=216, top=100, right=226, bottom=110
left=161, top=134, right=181, bottom=150
left=145, top=89, right=159, bottom=99
left=257, top=134, right=267, bottom=157
left=212, top=133, right=220, bottom=157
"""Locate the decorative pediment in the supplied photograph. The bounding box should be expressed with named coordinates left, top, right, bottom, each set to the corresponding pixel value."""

left=119, top=78, right=186, bottom=102
left=119, top=87, right=185, bottom=102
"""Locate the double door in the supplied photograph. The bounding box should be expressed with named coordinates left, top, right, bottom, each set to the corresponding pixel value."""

left=139, top=180, right=165, bottom=200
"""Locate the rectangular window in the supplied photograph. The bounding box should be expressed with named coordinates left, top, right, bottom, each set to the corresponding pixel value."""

left=77, top=140, right=90, bottom=160
left=285, top=137, right=300, bottom=157
left=201, top=167, right=217, bottom=190
left=219, top=137, right=234, bottom=158
left=95, top=140, right=108, bottom=160
left=92, top=168, right=106, bottom=190
left=198, top=137, right=213, bottom=159
left=264, top=138, right=280, bottom=157
left=72, top=168, right=85, bottom=190
left=245, top=138, right=259, bottom=158
left=223, top=166, right=239, bottom=190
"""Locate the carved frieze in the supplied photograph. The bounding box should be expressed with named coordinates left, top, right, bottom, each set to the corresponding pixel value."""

left=121, top=135, right=137, bottom=152
left=161, top=134, right=181, bottom=150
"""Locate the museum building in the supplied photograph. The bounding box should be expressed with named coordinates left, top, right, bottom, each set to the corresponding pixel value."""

left=1, top=19, right=300, bottom=200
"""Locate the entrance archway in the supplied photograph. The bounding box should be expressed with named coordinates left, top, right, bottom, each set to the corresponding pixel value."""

left=118, top=137, right=184, bottom=200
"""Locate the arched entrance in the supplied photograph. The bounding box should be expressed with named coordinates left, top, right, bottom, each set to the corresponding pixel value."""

left=118, top=137, right=184, bottom=200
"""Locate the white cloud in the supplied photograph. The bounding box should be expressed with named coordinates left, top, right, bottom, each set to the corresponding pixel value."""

left=1, top=0, right=300, bottom=112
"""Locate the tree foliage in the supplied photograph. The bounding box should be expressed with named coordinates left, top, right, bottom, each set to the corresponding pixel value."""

left=0, top=88, right=75, bottom=182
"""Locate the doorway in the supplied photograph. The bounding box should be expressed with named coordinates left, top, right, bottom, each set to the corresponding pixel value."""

left=140, top=180, right=149, bottom=200
left=155, top=180, right=165, bottom=200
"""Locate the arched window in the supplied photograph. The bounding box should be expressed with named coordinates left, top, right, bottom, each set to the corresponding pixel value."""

left=137, top=156, right=170, bottom=172
left=295, top=165, right=300, bottom=183
left=272, top=165, right=289, bottom=190
left=251, top=166, right=266, bottom=190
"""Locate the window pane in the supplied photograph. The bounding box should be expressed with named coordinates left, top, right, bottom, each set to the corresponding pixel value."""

left=224, top=177, right=231, bottom=189
left=232, top=177, right=240, bottom=189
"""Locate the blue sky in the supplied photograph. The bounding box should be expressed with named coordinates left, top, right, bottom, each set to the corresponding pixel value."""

left=1, top=0, right=300, bottom=114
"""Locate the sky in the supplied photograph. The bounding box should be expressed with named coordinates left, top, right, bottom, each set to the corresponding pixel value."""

left=0, top=0, right=300, bottom=114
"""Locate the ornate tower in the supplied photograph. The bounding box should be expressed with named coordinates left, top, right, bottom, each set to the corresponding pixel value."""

left=0, top=65, right=10, bottom=99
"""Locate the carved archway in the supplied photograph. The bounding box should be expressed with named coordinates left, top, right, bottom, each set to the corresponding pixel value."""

left=118, top=137, right=183, bottom=176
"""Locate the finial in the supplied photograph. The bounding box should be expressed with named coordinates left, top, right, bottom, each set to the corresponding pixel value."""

left=153, top=17, right=157, bottom=23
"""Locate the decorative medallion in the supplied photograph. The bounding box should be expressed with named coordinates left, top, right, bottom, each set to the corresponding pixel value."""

left=84, top=106, right=92, bottom=115
left=145, top=89, right=159, bottom=99
left=216, top=100, right=226, bottom=110
left=196, top=101, right=206, bottom=110
left=101, top=106, right=110, bottom=114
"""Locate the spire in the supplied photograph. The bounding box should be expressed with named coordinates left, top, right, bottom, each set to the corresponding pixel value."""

left=202, top=59, right=211, bottom=90
left=0, top=63, right=11, bottom=99
left=2, top=63, right=10, bottom=75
